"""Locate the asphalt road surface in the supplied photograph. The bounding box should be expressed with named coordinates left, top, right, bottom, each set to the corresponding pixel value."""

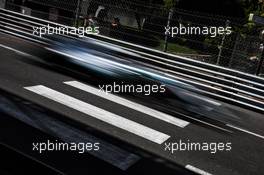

left=0, top=32, right=264, bottom=175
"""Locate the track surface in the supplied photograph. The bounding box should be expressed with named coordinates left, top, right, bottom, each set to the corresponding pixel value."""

left=0, top=32, right=264, bottom=175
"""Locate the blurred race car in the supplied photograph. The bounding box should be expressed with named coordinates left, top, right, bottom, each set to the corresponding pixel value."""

left=43, top=34, right=241, bottom=127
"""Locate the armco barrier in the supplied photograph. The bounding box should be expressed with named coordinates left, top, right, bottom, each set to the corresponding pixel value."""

left=0, top=7, right=263, bottom=113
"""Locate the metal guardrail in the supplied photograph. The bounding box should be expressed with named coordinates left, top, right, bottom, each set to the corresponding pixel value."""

left=0, top=8, right=263, bottom=113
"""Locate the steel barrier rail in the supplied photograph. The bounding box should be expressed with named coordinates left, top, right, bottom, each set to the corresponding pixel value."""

left=90, top=35, right=264, bottom=93
left=0, top=8, right=263, bottom=113
left=90, top=34, right=264, bottom=86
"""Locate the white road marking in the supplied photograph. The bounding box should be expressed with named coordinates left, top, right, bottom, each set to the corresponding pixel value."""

left=226, top=124, right=264, bottom=140
left=24, top=85, right=170, bottom=144
left=64, top=81, right=189, bottom=128
left=185, top=165, right=213, bottom=175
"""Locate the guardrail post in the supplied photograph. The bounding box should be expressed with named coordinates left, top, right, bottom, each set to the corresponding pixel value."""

left=256, top=44, right=264, bottom=76
left=74, top=0, right=81, bottom=26
left=255, top=30, right=264, bottom=76
left=164, top=8, right=174, bottom=52
left=216, top=20, right=230, bottom=65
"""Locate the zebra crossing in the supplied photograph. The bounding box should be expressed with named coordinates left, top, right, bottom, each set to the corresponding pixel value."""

left=24, top=80, right=190, bottom=145
left=24, top=81, right=217, bottom=175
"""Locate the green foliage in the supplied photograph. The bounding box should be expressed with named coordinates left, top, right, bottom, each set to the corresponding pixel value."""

left=242, top=0, right=262, bottom=16
left=163, top=0, right=176, bottom=9
left=241, top=0, right=264, bottom=34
